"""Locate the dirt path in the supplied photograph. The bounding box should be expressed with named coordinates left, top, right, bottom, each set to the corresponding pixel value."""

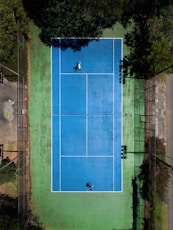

left=0, top=78, right=18, bottom=196
left=166, top=74, right=173, bottom=230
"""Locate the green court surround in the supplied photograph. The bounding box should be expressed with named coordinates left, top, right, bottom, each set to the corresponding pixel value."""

left=29, top=23, right=144, bottom=229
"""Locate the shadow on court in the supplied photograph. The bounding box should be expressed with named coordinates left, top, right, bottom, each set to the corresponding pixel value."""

left=51, top=38, right=97, bottom=51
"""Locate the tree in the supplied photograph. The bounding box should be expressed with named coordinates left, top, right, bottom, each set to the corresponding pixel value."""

left=0, top=0, right=29, bottom=63
left=146, top=37, right=173, bottom=74
left=123, top=19, right=150, bottom=79
left=0, top=194, right=19, bottom=230
left=0, top=4, right=18, bottom=62
left=0, top=157, right=17, bottom=184
left=122, top=3, right=173, bottom=78
left=146, top=11, right=173, bottom=73
left=23, top=0, right=123, bottom=47
left=139, top=137, right=170, bottom=202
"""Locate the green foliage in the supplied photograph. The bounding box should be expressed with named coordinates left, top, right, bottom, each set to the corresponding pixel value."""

left=146, top=12, right=173, bottom=73
left=0, top=0, right=29, bottom=63
left=0, top=4, right=17, bottom=62
left=26, top=214, right=44, bottom=230
left=139, top=137, right=170, bottom=229
left=123, top=20, right=150, bottom=78
left=150, top=189, right=160, bottom=230
left=139, top=137, right=170, bottom=203
left=23, top=0, right=123, bottom=47
left=0, top=157, right=17, bottom=185
left=0, top=193, right=45, bottom=229
left=147, top=15, right=173, bottom=42
left=121, top=0, right=173, bottom=26
left=121, top=2, right=173, bottom=78
left=155, top=157, right=170, bottom=202
left=0, top=194, right=19, bottom=230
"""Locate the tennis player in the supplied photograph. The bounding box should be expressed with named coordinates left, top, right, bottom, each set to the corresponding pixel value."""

left=86, top=182, right=94, bottom=191
left=76, top=61, right=82, bottom=70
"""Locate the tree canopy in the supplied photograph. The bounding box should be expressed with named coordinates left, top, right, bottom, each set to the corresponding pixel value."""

left=0, top=0, right=29, bottom=63
left=145, top=4, right=173, bottom=73
left=0, top=157, right=17, bottom=184
left=22, top=0, right=173, bottom=76
left=0, top=195, right=18, bottom=230
left=23, top=0, right=123, bottom=46
left=122, top=2, right=173, bottom=78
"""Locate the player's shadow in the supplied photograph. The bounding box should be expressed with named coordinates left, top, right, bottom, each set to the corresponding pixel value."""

left=86, top=182, right=94, bottom=191
left=74, top=66, right=79, bottom=71
left=51, top=38, right=97, bottom=52
left=73, top=63, right=82, bottom=71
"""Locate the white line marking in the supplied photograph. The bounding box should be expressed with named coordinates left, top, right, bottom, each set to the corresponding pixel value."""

left=44, top=114, right=119, bottom=117
left=52, top=37, right=122, bottom=40
left=52, top=190, right=123, bottom=193
left=121, top=38, right=123, bottom=192
left=51, top=45, right=53, bottom=191
left=86, top=73, right=88, bottom=157
left=51, top=38, right=124, bottom=192
left=61, top=72, right=113, bottom=75
left=59, top=47, right=62, bottom=191
left=112, top=39, right=115, bottom=191
left=61, top=155, right=113, bottom=158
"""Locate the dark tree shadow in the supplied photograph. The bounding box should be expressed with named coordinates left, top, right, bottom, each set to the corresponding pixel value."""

left=51, top=38, right=98, bottom=52
left=132, top=177, right=139, bottom=230
left=22, top=0, right=48, bottom=18
left=0, top=194, right=18, bottom=217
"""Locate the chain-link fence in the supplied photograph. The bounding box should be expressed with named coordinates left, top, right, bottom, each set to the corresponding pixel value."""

left=17, top=21, right=31, bottom=229
left=132, top=79, right=145, bottom=230
left=143, top=76, right=157, bottom=230
left=17, top=77, right=30, bottom=229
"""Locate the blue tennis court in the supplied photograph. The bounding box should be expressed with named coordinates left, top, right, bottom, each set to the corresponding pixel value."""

left=51, top=38, right=123, bottom=192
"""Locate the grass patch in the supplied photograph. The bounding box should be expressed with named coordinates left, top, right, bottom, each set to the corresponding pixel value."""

left=160, top=202, right=168, bottom=230
left=150, top=189, right=168, bottom=230
left=5, top=181, right=18, bottom=197
left=155, top=73, right=167, bottom=83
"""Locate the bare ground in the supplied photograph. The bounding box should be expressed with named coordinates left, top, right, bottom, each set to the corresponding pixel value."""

left=145, top=74, right=170, bottom=228
left=166, top=74, right=173, bottom=230
left=0, top=78, right=18, bottom=196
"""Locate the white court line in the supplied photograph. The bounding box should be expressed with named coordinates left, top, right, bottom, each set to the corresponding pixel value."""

left=112, top=39, right=115, bottom=191
left=45, top=114, right=116, bottom=117
left=61, top=72, right=113, bottom=75
left=52, top=191, right=123, bottom=193
left=120, top=38, right=123, bottom=192
left=61, top=155, right=113, bottom=158
left=53, top=37, right=121, bottom=40
left=59, top=47, right=62, bottom=191
left=51, top=38, right=123, bottom=192
left=86, top=73, right=88, bottom=157
left=51, top=46, right=53, bottom=191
